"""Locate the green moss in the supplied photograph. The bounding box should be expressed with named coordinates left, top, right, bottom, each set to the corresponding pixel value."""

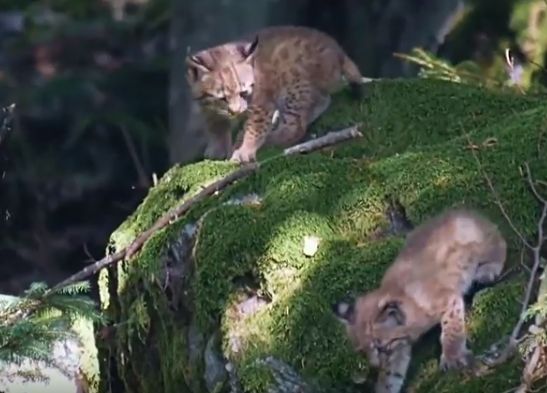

left=111, top=160, right=237, bottom=249
left=312, top=78, right=542, bottom=157
left=101, top=78, right=547, bottom=392
left=72, top=316, right=101, bottom=393
left=410, top=358, right=523, bottom=393
left=468, top=277, right=524, bottom=350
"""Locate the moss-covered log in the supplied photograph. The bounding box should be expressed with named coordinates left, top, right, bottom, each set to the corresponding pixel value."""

left=99, top=78, right=547, bottom=393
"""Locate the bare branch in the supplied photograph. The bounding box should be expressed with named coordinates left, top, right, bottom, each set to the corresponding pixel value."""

left=124, top=162, right=259, bottom=259
left=524, top=163, right=547, bottom=205
left=474, top=155, right=547, bottom=375
left=50, top=250, right=126, bottom=293
left=282, top=125, right=362, bottom=156
left=119, top=125, right=151, bottom=189
left=511, top=207, right=545, bottom=342
left=465, top=132, right=532, bottom=248
left=49, top=125, right=363, bottom=294
left=521, top=247, right=532, bottom=273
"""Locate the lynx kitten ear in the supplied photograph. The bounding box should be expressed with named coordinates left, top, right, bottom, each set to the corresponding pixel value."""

left=332, top=297, right=355, bottom=325
left=186, top=54, right=211, bottom=81
left=377, top=300, right=405, bottom=327
left=238, top=35, right=259, bottom=62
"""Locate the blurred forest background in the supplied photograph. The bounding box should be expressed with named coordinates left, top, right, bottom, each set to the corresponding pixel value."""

left=0, top=0, right=546, bottom=295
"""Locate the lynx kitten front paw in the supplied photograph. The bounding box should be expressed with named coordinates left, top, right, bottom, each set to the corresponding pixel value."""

left=230, top=145, right=257, bottom=163
left=439, top=348, right=474, bottom=372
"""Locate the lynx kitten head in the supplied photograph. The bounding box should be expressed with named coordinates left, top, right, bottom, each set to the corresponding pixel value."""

left=185, top=36, right=259, bottom=118
left=333, top=291, right=409, bottom=367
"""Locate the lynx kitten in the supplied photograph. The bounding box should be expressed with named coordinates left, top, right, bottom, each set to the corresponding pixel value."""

left=333, top=208, right=507, bottom=393
left=185, top=25, right=365, bottom=163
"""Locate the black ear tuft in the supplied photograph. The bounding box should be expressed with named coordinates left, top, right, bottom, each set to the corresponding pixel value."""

left=332, top=297, right=355, bottom=325
left=239, top=35, right=259, bottom=61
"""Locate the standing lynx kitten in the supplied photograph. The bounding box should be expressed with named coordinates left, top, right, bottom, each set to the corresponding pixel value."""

left=333, top=208, right=507, bottom=393
left=185, top=25, right=365, bottom=163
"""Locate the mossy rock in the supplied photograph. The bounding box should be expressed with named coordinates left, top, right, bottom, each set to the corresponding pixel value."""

left=99, top=78, right=547, bottom=393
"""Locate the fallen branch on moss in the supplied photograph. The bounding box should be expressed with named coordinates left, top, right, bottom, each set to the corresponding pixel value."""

left=49, top=125, right=363, bottom=293
left=467, top=134, right=547, bottom=377
left=282, top=125, right=363, bottom=156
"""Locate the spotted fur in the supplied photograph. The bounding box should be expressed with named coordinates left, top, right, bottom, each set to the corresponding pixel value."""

left=185, top=25, right=365, bottom=162
left=333, top=208, right=507, bottom=393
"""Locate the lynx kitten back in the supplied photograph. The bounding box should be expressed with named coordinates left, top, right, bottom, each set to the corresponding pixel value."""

left=185, top=25, right=365, bottom=163
left=333, top=208, right=506, bottom=393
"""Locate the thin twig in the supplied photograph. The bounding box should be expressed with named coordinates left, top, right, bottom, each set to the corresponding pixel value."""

left=465, top=133, right=532, bottom=248
left=124, top=162, right=259, bottom=259
left=49, top=250, right=126, bottom=294
left=119, top=125, right=150, bottom=189
left=471, top=153, right=547, bottom=373
left=525, top=163, right=547, bottom=205
left=49, top=125, right=363, bottom=294
left=521, top=247, right=532, bottom=274
left=509, top=203, right=546, bottom=345
left=282, top=125, right=362, bottom=155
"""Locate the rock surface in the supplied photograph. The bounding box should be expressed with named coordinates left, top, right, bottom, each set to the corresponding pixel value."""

left=99, top=78, right=547, bottom=392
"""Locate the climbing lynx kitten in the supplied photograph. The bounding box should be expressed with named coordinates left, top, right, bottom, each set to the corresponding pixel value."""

left=333, top=208, right=507, bottom=393
left=185, top=25, right=365, bottom=163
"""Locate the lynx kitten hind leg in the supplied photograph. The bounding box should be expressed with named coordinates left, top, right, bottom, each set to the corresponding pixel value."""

left=266, top=81, right=324, bottom=147
left=439, top=295, right=473, bottom=371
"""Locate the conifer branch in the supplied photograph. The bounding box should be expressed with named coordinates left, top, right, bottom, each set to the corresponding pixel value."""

left=0, top=281, right=103, bottom=364
left=466, top=134, right=547, bottom=377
